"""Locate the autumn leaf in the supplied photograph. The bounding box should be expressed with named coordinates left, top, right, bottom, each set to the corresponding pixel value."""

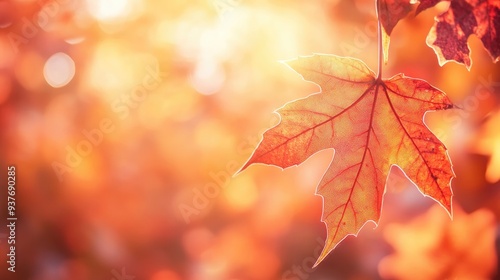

left=379, top=0, right=413, bottom=63
left=239, top=54, right=455, bottom=266
left=470, top=109, right=500, bottom=183
left=379, top=0, right=452, bottom=35
left=378, top=0, right=441, bottom=63
left=414, top=0, right=446, bottom=15
left=427, top=0, right=500, bottom=69
left=378, top=204, right=497, bottom=280
left=379, top=0, right=413, bottom=36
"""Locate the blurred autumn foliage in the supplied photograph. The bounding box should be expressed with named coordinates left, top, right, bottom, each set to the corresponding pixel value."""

left=0, top=0, right=499, bottom=280
left=379, top=204, right=497, bottom=280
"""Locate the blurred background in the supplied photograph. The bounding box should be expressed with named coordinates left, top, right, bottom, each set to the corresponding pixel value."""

left=0, top=0, right=499, bottom=279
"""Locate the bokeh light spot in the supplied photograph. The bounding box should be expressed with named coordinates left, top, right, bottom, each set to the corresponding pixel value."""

left=223, top=176, right=258, bottom=212
left=190, top=59, right=225, bottom=95
left=43, top=52, right=76, bottom=88
left=65, top=37, right=86, bottom=45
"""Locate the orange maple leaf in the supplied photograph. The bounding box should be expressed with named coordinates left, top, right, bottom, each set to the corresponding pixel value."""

left=239, top=54, right=456, bottom=266
left=427, top=0, right=500, bottom=69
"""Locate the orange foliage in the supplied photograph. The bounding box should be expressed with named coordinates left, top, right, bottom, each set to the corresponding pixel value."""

left=0, top=0, right=498, bottom=279
left=379, top=204, right=497, bottom=280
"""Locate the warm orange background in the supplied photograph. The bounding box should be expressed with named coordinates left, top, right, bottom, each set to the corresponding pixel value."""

left=0, top=0, right=499, bottom=279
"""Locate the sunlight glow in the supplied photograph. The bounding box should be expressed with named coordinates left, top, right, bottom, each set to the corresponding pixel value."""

left=86, top=0, right=130, bottom=21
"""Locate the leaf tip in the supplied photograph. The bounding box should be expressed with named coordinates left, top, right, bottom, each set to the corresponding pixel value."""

left=277, top=58, right=292, bottom=66
left=440, top=198, right=454, bottom=220
left=312, top=258, right=323, bottom=269
left=281, top=54, right=312, bottom=71
left=435, top=180, right=454, bottom=220
left=313, top=243, right=331, bottom=268
left=234, top=159, right=254, bottom=176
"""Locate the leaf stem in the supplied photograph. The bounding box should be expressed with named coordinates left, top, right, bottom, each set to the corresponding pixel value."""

left=376, top=0, right=382, bottom=80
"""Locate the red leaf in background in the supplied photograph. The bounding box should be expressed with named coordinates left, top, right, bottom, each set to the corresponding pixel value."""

left=240, top=54, right=455, bottom=266
left=427, top=0, right=500, bottom=69
left=378, top=0, right=445, bottom=63
left=380, top=0, right=413, bottom=35
left=415, top=0, right=447, bottom=14
left=379, top=0, right=413, bottom=63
